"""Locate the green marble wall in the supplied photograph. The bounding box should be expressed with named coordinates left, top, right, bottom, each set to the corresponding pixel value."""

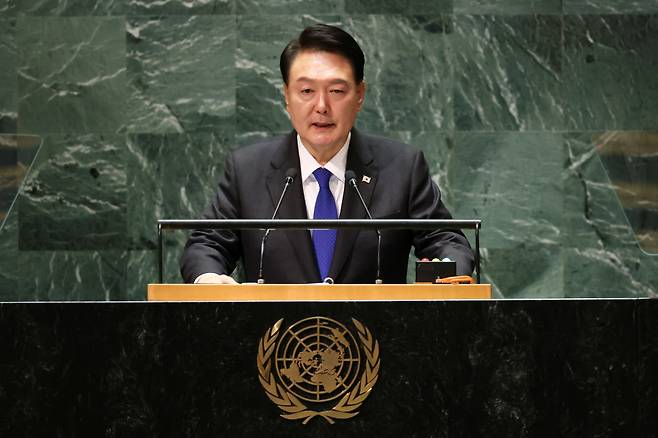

left=0, top=0, right=656, bottom=300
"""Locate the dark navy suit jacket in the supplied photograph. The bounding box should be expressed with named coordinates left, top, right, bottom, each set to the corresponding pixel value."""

left=180, top=129, right=474, bottom=283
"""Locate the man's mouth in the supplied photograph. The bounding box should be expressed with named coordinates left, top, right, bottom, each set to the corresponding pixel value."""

left=311, top=122, right=335, bottom=129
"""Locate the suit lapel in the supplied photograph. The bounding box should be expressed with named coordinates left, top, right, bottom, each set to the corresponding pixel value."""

left=329, top=129, right=378, bottom=280
left=266, top=132, right=320, bottom=282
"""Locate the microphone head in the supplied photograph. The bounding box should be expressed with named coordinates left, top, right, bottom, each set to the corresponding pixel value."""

left=345, top=170, right=357, bottom=184
left=285, top=167, right=298, bottom=182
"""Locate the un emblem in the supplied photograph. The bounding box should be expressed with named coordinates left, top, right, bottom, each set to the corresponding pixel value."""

left=257, top=317, right=380, bottom=424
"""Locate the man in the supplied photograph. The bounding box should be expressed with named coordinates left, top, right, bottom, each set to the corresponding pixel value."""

left=180, top=24, right=474, bottom=284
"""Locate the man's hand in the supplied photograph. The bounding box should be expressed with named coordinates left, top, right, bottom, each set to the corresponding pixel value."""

left=194, top=273, right=238, bottom=284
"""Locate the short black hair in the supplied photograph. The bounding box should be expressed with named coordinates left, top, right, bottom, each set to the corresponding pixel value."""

left=280, top=24, right=365, bottom=85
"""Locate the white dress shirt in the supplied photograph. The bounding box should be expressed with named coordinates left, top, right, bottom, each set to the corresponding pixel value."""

left=297, top=132, right=350, bottom=219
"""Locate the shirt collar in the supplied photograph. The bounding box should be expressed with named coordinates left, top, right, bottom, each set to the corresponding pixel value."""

left=297, top=132, right=350, bottom=183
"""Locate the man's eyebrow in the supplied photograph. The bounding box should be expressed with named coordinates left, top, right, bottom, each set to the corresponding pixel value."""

left=294, top=77, right=350, bottom=85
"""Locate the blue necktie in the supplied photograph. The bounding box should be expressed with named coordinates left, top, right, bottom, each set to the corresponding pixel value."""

left=312, top=167, right=337, bottom=280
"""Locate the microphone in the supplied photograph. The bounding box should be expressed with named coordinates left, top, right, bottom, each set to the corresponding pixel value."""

left=257, top=168, right=297, bottom=284
left=345, top=170, right=383, bottom=284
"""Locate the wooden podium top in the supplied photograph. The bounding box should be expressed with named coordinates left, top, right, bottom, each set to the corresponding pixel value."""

left=147, top=283, right=491, bottom=301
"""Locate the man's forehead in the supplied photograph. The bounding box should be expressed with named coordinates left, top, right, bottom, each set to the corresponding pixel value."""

left=288, top=50, right=356, bottom=83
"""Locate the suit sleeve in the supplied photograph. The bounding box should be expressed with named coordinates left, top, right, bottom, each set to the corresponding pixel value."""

left=408, top=150, right=475, bottom=276
left=179, top=152, right=242, bottom=283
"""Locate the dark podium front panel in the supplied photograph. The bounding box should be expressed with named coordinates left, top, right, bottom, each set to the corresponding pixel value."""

left=1, top=299, right=656, bottom=437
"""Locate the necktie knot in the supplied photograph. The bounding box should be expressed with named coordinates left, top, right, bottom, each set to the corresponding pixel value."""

left=313, top=167, right=333, bottom=189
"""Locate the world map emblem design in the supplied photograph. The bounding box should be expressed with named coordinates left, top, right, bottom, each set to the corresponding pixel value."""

left=257, top=317, right=380, bottom=424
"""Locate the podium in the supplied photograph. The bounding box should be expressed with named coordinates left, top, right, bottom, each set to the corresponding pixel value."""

left=1, top=289, right=655, bottom=436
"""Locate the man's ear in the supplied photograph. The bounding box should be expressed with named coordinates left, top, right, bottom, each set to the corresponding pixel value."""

left=283, top=84, right=290, bottom=107
left=356, top=81, right=366, bottom=110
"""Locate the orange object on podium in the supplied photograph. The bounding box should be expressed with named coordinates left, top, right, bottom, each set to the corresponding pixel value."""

left=147, top=283, right=492, bottom=301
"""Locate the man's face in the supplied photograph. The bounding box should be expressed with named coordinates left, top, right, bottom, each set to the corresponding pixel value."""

left=284, top=50, right=365, bottom=161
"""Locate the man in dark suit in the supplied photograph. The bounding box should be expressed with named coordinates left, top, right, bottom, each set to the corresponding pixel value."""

left=180, top=24, right=474, bottom=284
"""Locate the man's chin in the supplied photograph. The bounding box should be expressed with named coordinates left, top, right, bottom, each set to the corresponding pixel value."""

left=299, top=128, right=350, bottom=151
left=304, top=133, right=338, bottom=147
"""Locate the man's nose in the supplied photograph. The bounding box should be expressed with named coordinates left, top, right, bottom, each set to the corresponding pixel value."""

left=314, top=91, right=329, bottom=113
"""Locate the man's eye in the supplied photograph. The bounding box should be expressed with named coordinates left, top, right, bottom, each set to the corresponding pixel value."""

left=301, top=89, right=312, bottom=94
left=330, top=89, right=345, bottom=93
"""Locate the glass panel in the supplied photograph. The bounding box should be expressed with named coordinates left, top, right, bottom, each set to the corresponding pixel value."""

left=0, top=134, right=42, bottom=232
left=596, top=132, right=658, bottom=254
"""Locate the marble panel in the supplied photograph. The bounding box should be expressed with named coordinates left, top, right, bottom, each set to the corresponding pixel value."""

left=454, top=0, right=561, bottom=14
left=0, top=213, right=18, bottom=300
left=236, top=0, right=342, bottom=14
left=128, top=0, right=233, bottom=15
left=18, top=134, right=127, bottom=250
left=0, top=0, right=15, bottom=14
left=125, top=15, right=235, bottom=134
left=563, top=248, right=657, bottom=297
left=0, top=18, right=16, bottom=134
left=449, top=132, right=563, bottom=250
left=15, top=0, right=127, bottom=15
left=160, top=133, right=232, bottom=219
left=564, top=0, right=658, bottom=14
left=125, top=134, right=163, bottom=251
left=562, top=15, right=658, bottom=130
left=346, top=15, right=454, bottom=133
left=14, top=250, right=128, bottom=300
left=126, top=130, right=230, bottom=251
left=453, top=15, right=563, bottom=131
left=375, top=130, right=453, bottom=205
left=345, top=0, right=452, bottom=14
left=17, top=16, right=127, bottom=135
left=481, top=245, right=564, bottom=298
left=412, top=131, right=454, bottom=208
